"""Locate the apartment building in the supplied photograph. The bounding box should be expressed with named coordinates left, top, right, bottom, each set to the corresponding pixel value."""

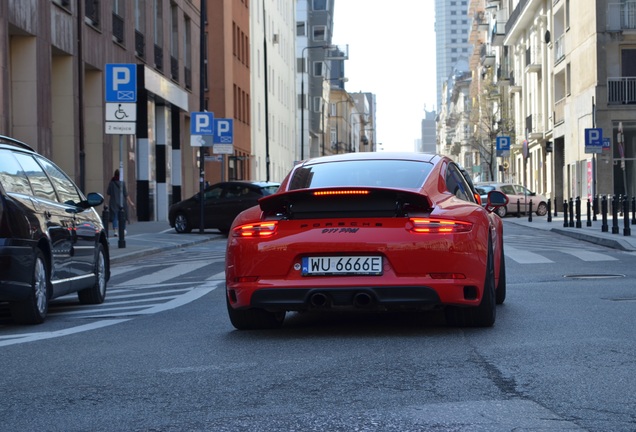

left=0, top=0, right=201, bottom=222
left=472, top=0, right=636, bottom=205
left=249, top=0, right=297, bottom=182
left=296, top=0, right=336, bottom=161
left=435, top=0, right=473, bottom=111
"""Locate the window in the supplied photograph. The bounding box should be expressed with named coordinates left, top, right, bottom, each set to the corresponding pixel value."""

left=313, top=25, right=326, bottom=41
left=170, top=3, right=178, bottom=58
left=36, top=157, right=82, bottom=205
left=85, top=0, right=100, bottom=26
left=154, top=0, right=163, bottom=46
left=330, top=128, right=337, bottom=145
left=13, top=154, right=57, bottom=202
left=0, top=150, right=32, bottom=195
left=313, top=61, right=324, bottom=77
left=296, top=21, right=306, bottom=36
left=313, top=0, right=327, bottom=10
left=445, top=163, right=472, bottom=202
left=313, top=97, right=322, bottom=113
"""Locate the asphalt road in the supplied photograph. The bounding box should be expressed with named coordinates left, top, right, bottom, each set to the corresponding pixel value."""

left=1, top=224, right=635, bottom=431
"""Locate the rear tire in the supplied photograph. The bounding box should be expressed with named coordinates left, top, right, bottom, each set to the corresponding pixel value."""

left=10, top=249, right=49, bottom=324
left=496, top=245, right=506, bottom=305
left=446, top=237, right=496, bottom=327
left=226, top=295, right=285, bottom=330
left=78, top=243, right=108, bottom=304
left=174, top=213, right=192, bottom=233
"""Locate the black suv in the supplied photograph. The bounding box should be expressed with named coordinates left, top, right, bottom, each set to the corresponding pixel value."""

left=0, top=135, right=110, bottom=324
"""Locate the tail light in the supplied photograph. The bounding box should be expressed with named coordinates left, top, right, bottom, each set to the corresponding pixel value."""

left=232, top=221, right=278, bottom=237
left=313, top=190, right=370, bottom=196
left=407, top=218, right=473, bottom=234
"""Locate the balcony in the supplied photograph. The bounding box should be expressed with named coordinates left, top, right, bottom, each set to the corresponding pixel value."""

left=525, top=47, right=541, bottom=73
left=608, top=77, right=636, bottom=104
left=526, top=113, right=544, bottom=140
left=481, top=45, right=496, bottom=67
left=491, top=21, right=506, bottom=46
left=607, top=1, right=636, bottom=31
left=475, top=11, right=490, bottom=31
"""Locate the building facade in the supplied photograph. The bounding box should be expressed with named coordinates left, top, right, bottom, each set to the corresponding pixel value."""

left=249, top=0, right=297, bottom=182
left=435, top=0, right=474, bottom=111
left=1, top=0, right=201, bottom=223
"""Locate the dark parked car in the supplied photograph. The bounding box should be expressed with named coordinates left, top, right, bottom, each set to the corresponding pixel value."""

left=0, top=135, right=110, bottom=324
left=169, top=181, right=280, bottom=234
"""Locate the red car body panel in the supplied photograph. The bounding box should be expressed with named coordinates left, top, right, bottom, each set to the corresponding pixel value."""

left=225, top=152, right=505, bottom=326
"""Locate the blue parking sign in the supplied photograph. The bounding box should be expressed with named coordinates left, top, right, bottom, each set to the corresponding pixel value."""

left=191, top=112, right=215, bottom=135
left=213, top=119, right=234, bottom=144
left=496, top=136, right=511, bottom=151
left=105, top=64, right=137, bottom=102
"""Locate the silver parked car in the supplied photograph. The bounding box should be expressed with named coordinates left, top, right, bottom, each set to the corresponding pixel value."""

left=476, top=182, right=548, bottom=218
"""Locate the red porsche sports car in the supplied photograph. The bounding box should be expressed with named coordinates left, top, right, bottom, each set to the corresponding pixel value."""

left=225, top=152, right=508, bottom=330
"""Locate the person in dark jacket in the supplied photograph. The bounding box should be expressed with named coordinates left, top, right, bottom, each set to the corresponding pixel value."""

left=107, top=169, right=134, bottom=236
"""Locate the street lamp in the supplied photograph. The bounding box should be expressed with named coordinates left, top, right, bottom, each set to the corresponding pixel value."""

left=300, top=44, right=335, bottom=160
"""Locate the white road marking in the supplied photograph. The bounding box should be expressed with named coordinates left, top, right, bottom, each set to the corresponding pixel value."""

left=505, top=245, right=554, bottom=264
left=559, top=249, right=618, bottom=261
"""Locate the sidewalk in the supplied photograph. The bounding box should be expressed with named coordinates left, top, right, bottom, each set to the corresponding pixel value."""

left=503, top=212, right=636, bottom=251
left=106, top=221, right=226, bottom=264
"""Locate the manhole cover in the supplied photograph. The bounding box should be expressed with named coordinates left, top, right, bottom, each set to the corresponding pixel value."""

left=563, top=274, right=625, bottom=279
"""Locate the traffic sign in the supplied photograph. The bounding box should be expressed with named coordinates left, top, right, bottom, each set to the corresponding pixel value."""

left=105, top=122, right=136, bottom=135
left=105, top=64, right=137, bottom=102
left=496, top=136, right=511, bottom=151
left=191, top=112, right=214, bottom=135
left=213, top=118, right=234, bottom=144
left=105, top=103, right=137, bottom=122
left=585, top=128, right=603, bottom=154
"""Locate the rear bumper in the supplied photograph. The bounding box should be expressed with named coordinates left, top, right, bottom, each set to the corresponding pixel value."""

left=228, top=285, right=485, bottom=312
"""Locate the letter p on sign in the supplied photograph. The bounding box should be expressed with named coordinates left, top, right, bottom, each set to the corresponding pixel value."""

left=191, top=112, right=214, bottom=135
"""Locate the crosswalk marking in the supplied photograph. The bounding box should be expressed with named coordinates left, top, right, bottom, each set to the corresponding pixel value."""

left=505, top=245, right=554, bottom=264
left=559, top=249, right=618, bottom=261
left=125, top=260, right=213, bottom=285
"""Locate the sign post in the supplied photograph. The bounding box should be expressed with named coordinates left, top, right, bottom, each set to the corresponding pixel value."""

left=191, top=112, right=215, bottom=233
left=105, top=64, right=137, bottom=248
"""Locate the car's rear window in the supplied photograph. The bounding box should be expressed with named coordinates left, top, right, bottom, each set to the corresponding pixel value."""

left=288, top=160, right=433, bottom=190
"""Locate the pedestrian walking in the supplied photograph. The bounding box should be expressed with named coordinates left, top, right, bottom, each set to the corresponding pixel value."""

left=107, top=169, right=134, bottom=236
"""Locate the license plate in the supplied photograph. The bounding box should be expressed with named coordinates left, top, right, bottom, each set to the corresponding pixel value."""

left=301, top=256, right=383, bottom=276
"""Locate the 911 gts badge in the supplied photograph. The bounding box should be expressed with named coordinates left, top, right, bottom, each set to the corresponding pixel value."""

left=322, top=228, right=359, bottom=234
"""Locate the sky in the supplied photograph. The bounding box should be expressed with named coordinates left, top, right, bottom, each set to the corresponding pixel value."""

left=332, top=0, right=437, bottom=152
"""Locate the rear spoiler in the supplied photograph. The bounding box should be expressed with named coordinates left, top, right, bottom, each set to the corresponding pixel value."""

left=258, top=187, right=432, bottom=219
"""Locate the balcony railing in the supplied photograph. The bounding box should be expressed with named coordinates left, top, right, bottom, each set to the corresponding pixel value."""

left=554, top=33, right=565, bottom=64
left=505, top=0, right=529, bottom=34
left=112, top=13, right=124, bottom=44
left=554, top=98, right=566, bottom=125
left=171, top=56, right=179, bottom=81
left=608, top=77, right=636, bottom=104
left=154, top=44, right=163, bottom=71
left=607, top=1, right=636, bottom=31
left=135, top=31, right=145, bottom=58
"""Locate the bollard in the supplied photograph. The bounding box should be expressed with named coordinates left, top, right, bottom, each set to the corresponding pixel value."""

left=612, top=195, right=619, bottom=234
left=601, top=195, right=609, bottom=232
left=554, top=196, right=558, bottom=217
left=586, top=198, right=592, bottom=227
left=102, top=205, right=109, bottom=238
left=593, top=195, right=598, bottom=221
left=623, top=196, right=631, bottom=236
left=563, top=200, right=569, bottom=228
left=569, top=198, right=574, bottom=227
left=528, top=199, right=533, bottom=222
left=632, top=197, right=636, bottom=225
left=118, top=205, right=126, bottom=248
left=575, top=197, right=582, bottom=228
left=516, top=199, right=521, bottom=218
left=547, top=199, right=552, bottom=223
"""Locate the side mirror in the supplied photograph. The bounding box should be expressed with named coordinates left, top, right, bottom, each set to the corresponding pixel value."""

left=486, top=190, right=508, bottom=211
left=86, top=192, right=104, bottom=207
